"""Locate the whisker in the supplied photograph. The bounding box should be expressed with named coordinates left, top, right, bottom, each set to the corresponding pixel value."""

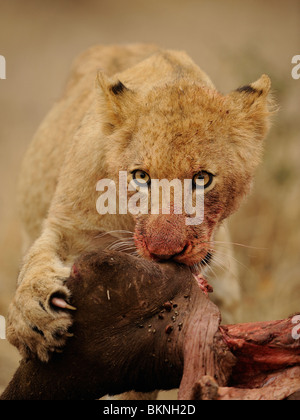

left=110, top=245, right=137, bottom=252
left=131, top=251, right=142, bottom=258
left=212, top=248, right=250, bottom=272
left=200, top=240, right=267, bottom=251
left=94, top=230, right=134, bottom=239
left=106, top=234, right=136, bottom=251
left=192, top=249, right=220, bottom=279
left=108, top=244, right=135, bottom=252
left=209, top=253, right=232, bottom=275
left=109, top=238, right=135, bottom=246
left=201, top=258, right=220, bottom=279
left=107, top=237, right=135, bottom=250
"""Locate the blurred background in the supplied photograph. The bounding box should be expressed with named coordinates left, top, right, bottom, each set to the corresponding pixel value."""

left=0, top=0, right=299, bottom=395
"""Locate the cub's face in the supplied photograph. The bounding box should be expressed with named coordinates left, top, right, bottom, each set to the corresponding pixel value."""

left=99, top=74, right=273, bottom=270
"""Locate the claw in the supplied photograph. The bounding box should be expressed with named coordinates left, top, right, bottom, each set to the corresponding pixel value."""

left=51, top=297, right=77, bottom=311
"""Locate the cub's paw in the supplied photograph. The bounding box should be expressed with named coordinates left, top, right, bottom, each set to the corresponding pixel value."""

left=6, top=280, right=76, bottom=362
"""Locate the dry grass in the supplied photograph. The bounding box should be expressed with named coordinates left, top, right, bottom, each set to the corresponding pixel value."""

left=0, top=0, right=299, bottom=395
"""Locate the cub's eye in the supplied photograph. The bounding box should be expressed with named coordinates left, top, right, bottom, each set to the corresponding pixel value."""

left=132, top=170, right=151, bottom=186
left=193, top=171, right=214, bottom=189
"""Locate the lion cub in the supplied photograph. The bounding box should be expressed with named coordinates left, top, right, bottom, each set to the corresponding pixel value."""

left=7, top=44, right=273, bottom=365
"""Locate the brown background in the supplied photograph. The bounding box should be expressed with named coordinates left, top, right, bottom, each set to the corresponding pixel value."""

left=0, top=0, right=299, bottom=395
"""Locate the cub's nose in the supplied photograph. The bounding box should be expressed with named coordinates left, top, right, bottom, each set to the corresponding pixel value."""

left=147, top=243, right=188, bottom=261
left=143, top=213, right=188, bottom=261
left=150, top=245, right=187, bottom=261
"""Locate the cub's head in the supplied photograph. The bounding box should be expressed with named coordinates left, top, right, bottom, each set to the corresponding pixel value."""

left=97, top=70, right=274, bottom=271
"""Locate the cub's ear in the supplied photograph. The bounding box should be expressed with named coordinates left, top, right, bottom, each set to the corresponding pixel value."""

left=96, top=71, right=136, bottom=135
left=229, top=74, right=276, bottom=141
left=235, top=74, right=271, bottom=98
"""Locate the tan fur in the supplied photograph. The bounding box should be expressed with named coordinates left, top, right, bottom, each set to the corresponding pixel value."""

left=7, top=45, right=273, bottom=372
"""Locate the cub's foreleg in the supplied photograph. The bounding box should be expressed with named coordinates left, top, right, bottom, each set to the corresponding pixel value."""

left=7, top=224, right=75, bottom=362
